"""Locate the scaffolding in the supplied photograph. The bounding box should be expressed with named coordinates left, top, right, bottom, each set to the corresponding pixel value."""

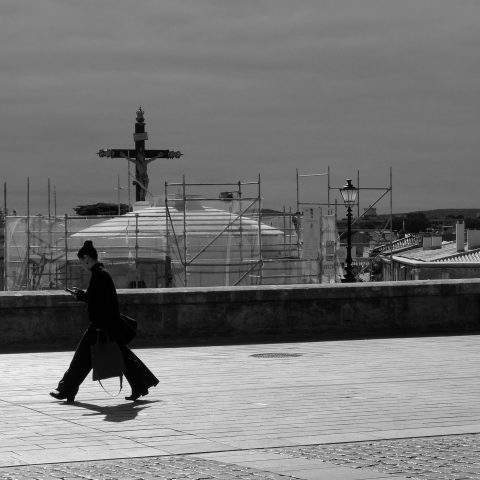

left=3, top=174, right=341, bottom=290
left=296, top=167, right=340, bottom=282
left=164, top=175, right=329, bottom=287
left=296, top=167, right=394, bottom=282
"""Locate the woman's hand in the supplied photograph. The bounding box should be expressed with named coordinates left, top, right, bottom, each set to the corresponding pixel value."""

left=65, top=287, right=86, bottom=301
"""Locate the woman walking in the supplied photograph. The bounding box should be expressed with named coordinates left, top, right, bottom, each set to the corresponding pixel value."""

left=50, top=240, right=158, bottom=403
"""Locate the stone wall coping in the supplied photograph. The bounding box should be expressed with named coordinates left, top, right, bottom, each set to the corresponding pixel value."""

left=1, top=278, right=480, bottom=308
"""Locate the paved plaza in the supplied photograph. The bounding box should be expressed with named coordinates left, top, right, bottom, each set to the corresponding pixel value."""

left=1, top=335, right=480, bottom=479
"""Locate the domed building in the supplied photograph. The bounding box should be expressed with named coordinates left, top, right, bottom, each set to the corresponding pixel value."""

left=69, top=198, right=300, bottom=288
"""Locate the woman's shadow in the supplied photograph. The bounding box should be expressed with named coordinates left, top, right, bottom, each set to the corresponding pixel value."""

left=69, top=399, right=160, bottom=422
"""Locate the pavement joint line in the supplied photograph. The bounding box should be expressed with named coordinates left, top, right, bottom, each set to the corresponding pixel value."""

left=1, top=432, right=477, bottom=470
left=32, top=375, right=477, bottom=396
left=6, top=398, right=245, bottom=454
left=0, top=398, right=181, bottom=451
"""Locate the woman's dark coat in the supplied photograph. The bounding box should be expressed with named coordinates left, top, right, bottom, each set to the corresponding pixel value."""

left=76, top=263, right=120, bottom=339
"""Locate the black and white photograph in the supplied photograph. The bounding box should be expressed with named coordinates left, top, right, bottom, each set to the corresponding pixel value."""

left=1, top=1, right=480, bottom=478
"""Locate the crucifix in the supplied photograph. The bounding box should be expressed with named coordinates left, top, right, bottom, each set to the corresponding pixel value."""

left=97, top=107, right=182, bottom=202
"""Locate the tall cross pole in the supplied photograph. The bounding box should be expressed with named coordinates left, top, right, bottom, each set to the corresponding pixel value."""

left=97, top=107, right=182, bottom=203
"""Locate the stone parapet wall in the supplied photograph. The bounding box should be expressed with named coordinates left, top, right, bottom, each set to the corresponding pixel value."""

left=1, top=279, right=480, bottom=352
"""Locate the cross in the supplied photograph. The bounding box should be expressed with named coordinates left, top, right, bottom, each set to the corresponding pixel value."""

left=97, top=107, right=182, bottom=203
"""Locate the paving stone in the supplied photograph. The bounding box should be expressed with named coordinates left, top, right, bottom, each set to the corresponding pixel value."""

left=266, top=434, right=480, bottom=480
left=2, top=336, right=480, bottom=479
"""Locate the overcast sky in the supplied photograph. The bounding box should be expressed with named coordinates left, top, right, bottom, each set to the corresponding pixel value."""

left=1, top=0, right=480, bottom=215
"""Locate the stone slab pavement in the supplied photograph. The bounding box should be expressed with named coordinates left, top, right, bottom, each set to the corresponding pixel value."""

left=1, top=335, right=480, bottom=479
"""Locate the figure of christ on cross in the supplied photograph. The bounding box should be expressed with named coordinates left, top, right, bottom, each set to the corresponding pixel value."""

left=97, top=107, right=182, bottom=203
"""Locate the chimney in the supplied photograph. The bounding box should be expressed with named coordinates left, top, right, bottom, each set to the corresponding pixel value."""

left=456, top=221, right=465, bottom=252
left=467, top=229, right=480, bottom=250
left=422, top=234, right=442, bottom=250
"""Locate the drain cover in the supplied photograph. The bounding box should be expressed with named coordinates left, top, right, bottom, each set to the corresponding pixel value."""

left=250, top=353, right=302, bottom=358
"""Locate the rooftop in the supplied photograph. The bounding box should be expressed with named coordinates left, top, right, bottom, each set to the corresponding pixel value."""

left=388, top=240, right=480, bottom=264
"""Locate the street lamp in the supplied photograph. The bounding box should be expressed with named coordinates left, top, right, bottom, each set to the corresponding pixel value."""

left=339, top=179, right=358, bottom=283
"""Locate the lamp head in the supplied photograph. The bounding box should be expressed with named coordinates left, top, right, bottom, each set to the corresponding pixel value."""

left=340, top=179, right=357, bottom=206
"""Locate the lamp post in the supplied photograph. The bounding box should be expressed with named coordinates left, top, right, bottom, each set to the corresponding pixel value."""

left=339, top=179, right=357, bottom=283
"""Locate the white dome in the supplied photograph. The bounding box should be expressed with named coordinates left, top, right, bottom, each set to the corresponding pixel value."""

left=72, top=205, right=283, bottom=239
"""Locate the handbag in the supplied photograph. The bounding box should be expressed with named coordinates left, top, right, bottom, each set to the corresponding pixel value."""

left=91, top=330, right=125, bottom=381
left=119, top=313, right=138, bottom=344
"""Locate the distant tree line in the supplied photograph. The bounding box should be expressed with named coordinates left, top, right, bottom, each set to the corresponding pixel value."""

left=446, top=215, right=480, bottom=229
left=391, top=212, right=480, bottom=233
left=73, top=203, right=130, bottom=216
left=392, top=212, right=429, bottom=233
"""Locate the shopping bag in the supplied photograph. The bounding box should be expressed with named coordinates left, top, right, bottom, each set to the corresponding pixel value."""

left=91, top=331, right=125, bottom=381
left=118, top=313, right=138, bottom=344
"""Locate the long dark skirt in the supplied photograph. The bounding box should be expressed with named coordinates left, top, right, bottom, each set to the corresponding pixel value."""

left=57, top=326, right=158, bottom=398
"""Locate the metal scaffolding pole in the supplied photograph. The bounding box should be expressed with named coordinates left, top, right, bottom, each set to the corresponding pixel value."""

left=390, top=167, right=393, bottom=274
left=26, top=177, right=30, bottom=290
left=182, top=175, right=187, bottom=287
left=3, top=182, right=7, bottom=291
left=134, top=213, right=141, bottom=287
left=48, top=178, right=52, bottom=288
left=357, top=170, right=360, bottom=223
left=257, top=173, right=263, bottom=285
left=238, top=181, right=243, bottom=263
left=64, top=214, right=68, bottom=288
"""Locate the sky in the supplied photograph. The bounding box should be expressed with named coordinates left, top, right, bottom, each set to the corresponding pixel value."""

left=1, top=0, right=480, bottom=216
